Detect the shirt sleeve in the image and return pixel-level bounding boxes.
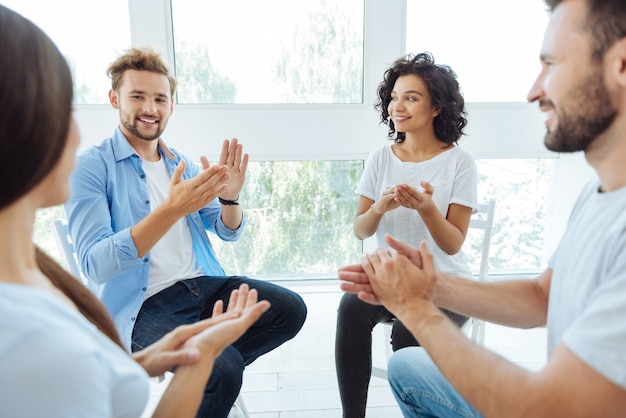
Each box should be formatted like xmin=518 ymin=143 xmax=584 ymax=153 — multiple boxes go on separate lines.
xmin=66 ymin=151 xmax=143 ymax=283
xmin=449 ymin=148 xmax=478 ymax=213
xmin=355 ymin=147 xmax=380 ymax=201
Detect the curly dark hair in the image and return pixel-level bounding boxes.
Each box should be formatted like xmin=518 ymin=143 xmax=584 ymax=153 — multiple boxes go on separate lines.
xmin=375 ymin=52 xmax=467 ymax=145
xmin=545 ymin=0 xmax=626 ymax=63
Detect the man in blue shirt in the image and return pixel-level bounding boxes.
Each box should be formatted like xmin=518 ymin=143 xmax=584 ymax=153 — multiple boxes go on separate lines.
xmin=66 ymin=46 xmax=307 ymax=418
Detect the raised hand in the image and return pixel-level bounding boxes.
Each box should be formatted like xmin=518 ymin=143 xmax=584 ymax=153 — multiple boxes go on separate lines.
xmin=394 ymin=181 xmax=435 ymax=211
xmin=372 ymin=186 xmax=401 ymax=214
xmin=132 ymin=284 xmax=270 ymax=377
xmin=361 ymin=241 xmax=437 ymax=316
xmin=183 ymin=284 xmax=270 ymax=358
xmin=217 ymin=138 xmax=249 ymax=201
xmin=166 ymin=159 xmax=230 ymax=217
xmin=338 ymin=263 xmax=382 ymax=305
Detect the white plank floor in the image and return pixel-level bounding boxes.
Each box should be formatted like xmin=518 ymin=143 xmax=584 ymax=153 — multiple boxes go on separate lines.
xmin=142 ymin=281 xmax=547 ymax=417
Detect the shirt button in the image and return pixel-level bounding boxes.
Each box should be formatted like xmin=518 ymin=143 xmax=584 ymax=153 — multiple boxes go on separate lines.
xmin=144 ymin=200 xmax=149 ymax=204
xmin=131 ymin=317 xmax=136 ymax=321
xmin=143 ymin=258 xmax=149 ymax=263
xmin=140 ymin=174 xmax=145 ymax=178
xmin=142 ymin=287 xmax=147 ymax=291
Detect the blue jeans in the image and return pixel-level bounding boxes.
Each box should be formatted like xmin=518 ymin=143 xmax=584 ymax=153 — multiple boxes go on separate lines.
xmin=131 ymin=276 xmax=307 ymax=418
xmin=388 ymin=347 xmax=483 ymax=418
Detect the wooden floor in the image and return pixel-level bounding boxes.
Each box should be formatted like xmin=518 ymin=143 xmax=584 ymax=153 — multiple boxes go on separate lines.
xmin=143 ymin=281 xmax=548 ymax=417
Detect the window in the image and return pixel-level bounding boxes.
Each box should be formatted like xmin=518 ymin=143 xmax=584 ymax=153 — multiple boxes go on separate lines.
xmin=465 ymin=159 xmax=555 ymax=276
xmin=171 ymin=0 xmax=364 ymax=104
xmin=4 ymin=0 xmax=131 ymax=104
xmin=406 ymin=0 xmax=549 ymax=102
xmin=212 ymin=160 xmax=363 ymax=278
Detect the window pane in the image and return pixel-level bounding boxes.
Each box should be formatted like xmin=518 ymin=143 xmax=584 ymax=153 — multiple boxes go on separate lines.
xmin=212 ymin=161 xmax=363 ymax=278
xmin=406 ymin=0 xmax=549 ymax=102
xmin=464 ymin=159 xmax=555 ymax=276
xmin=171 ymin=0 xmax=364 ymax=104
xmin=4 ymin=0 xmax=131 ymax=104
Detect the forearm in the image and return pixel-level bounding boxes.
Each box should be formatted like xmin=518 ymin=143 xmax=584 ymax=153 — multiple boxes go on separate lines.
xmin=434 ymin=272 xmax=549 ymax=328
xmin=354 ymin=204 xmax=383 ymax=240
xmin=152 ymin=356 xmax=216 ymax=418
xmin=220 ymin=204 xmax=243 ymax=230
xmin=418 ymin=206 xmax=465 ymax=254
xmin=131 ymin=202 xmax=181 ymax=258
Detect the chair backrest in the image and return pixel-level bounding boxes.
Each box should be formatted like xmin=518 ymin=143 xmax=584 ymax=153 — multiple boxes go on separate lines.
xmin=51 ymin=219 xmax=101 ymax=296
xmin=468 ymin=200 xmax=496 ymax=283
xmin=466 ymin=200 xmax=496 ymax=344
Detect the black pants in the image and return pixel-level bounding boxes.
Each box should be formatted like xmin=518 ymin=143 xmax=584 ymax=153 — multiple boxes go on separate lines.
xmin=335 ymin=292 xmax=468 ymax=418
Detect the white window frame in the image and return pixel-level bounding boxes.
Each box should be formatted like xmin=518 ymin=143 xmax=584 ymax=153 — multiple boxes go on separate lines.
xmin=73 ymin=0 xmax=595 ymax=267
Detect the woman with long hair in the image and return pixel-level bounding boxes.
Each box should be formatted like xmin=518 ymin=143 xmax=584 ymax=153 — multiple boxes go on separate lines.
xmin=0 ymin=5 xmax=269 ymax=417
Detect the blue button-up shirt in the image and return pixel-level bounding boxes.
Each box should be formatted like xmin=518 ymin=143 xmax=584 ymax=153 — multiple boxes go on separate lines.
xmin=65 ymin=127 xmax=245 ymax=350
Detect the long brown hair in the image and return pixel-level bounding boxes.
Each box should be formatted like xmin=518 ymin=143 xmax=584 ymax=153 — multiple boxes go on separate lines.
xmin=0 ymin=5 xmax=124 ymax=349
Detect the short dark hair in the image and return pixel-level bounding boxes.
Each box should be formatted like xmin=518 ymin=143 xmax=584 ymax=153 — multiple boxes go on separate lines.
xmin=546 ymin=0 xmax=626 ymax=62
xmin=107 ymin=46 xmax=177 ymax=96
xmin=374 ymin=52 xmax=467 ymax=145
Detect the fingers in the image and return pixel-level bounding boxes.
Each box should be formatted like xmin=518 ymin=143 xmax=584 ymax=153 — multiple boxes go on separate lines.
xmin=420 ymin=181 xmax=434 ymax=195
xmin=212 ymin=299 xmax=224 ymax=317
xmin=219 ymin=138 xmax=246 ymax=170
xmin=419 ymin=241 xmax=436 ymax=277
xmin=171 ymin=160 xmax=186 ymax=185
xmin=200 ymin=156 xmax=210 ymax=170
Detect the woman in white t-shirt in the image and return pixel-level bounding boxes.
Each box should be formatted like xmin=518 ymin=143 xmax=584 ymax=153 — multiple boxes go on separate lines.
xmin=335 ymin=52 xmax=477 ymax=418
xmin=0 ymin=6 xmax=269 ymax=418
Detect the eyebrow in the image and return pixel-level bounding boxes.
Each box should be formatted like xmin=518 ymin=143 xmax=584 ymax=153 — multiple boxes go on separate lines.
xmin=392 ymin=89 xmax=424 ymax=97
xmin=129 ymin=89 xmax=170 ymax=99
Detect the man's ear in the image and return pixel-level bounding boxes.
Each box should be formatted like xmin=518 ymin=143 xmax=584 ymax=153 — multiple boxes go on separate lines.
xmin=611 ymin=37 xmax=626 ymax=88
xmin=109 ymin=89 xmax=120 ymax=109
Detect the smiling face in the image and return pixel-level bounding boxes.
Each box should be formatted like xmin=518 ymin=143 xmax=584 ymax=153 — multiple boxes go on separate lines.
xmin=387 ymin=74 xmax=439 ymax=136
xmin=110 ymin=69 xmax=174 ymax=143
xmin=527 ymin=0 xmax=617 ymax=153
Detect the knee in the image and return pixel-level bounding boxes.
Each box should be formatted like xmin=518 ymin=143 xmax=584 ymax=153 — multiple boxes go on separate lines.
xmin=207 ymin=347 xmax=245 ymax=394
xmin=388 ymin=347 xmax=435 ymax=392
xmin=271 ymin=288 xmax=307 ymax=337
xmin=336 ymin=292 xmax=363 ymax=321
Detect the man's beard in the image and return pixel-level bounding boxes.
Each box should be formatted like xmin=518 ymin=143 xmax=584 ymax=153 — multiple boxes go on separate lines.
xmin=120 ymin=112 xmax=164 ymax=141
xmin=544 ymin=69 xmax=616 ymax=153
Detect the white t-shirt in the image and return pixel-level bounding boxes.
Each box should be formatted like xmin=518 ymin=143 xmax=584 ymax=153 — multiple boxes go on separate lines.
xmin=547 ymin=178 xmax=626 ymax=390
xmin=0 ymin=282 xmax=149 ymax=418
xmin=356 ymin=144 xmax=478 ymax=277
xmin=143 ymin=158 xmax=203 ymax=298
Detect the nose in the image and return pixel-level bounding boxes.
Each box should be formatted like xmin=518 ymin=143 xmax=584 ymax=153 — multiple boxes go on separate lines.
xmin=527 ymin=69 xmax=545 ymax=103
xmin=142 ymin=100 xmax=157 ymax=114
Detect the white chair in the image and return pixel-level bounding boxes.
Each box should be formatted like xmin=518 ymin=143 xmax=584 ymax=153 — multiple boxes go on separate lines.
xmin=371 ymin=200 xmax=496 ymax=380
xmin=51 ymin=219 xmax=251 ymax=418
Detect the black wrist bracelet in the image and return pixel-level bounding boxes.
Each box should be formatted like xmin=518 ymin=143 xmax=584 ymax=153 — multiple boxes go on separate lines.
xmin=218 ymin=195 xmax=240 ymax=206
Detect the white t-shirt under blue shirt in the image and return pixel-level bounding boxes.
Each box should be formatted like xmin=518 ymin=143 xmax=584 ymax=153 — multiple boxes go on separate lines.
xmin=547 ymin=178 xmax=626 ymax=390
xmin=0 ymin=282 xmax=149 ymax=418
xmin=356 ymin=144 xmax=478 ymax=277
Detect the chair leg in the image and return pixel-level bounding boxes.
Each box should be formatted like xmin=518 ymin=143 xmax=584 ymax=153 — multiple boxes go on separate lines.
xmin=234 ymin=394 xmax=250 ymax=418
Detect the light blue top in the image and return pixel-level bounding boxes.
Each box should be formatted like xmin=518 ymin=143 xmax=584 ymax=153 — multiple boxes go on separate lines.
xmin=66 ymin=127 xmax=246 ymax=349
xmin=0 ymin=282 xmax=149 ymax=418
xmin=547 ymin=177 xmax=626 ymax=390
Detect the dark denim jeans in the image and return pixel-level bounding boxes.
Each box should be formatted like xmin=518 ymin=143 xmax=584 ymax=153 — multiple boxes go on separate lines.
xmin=335 ymin=292 xmax=467 ymax=418
xmin=132 ymin=276 xmax=307 ymax=418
